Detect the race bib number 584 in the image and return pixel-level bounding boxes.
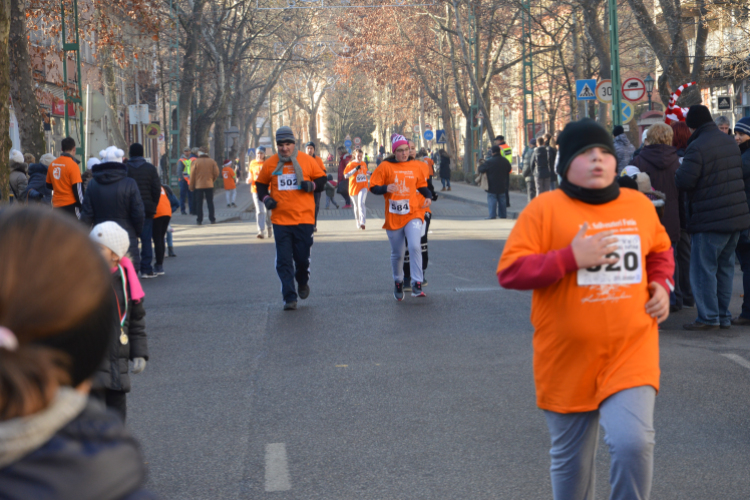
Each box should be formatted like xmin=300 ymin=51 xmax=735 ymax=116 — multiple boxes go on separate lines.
xmin=278 ymin=174 xmax=299 ymax=191
xmin=577 ymin=235 xmax=642 ymax=286
xmin=389 ymin=199 xmax=411 ymax=215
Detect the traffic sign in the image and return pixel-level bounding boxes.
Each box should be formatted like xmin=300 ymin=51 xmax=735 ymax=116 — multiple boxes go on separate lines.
xmin=354 ymin=136 xmax=361 ymax=146
xmin=622 ymin=77 xmax=646 ymax=102
xmin=576 ymin=79 xmax=597 ymax=100
xmin=596 ymin=80 xmax=612 ymax=103
xmin=145 ymin=123 xmax=161 ymax=138
xmin=435 ymin=129 xmax=447 ymax=144
xmin=345 ymin=134 xmax=351 ymax=140
xmin=621 ymin=101 xmax=634 ymax=124
xmin=344 ymin=139 xmax=352 ymax=148
xmin=424 ymin=130 xmax=434 ymax=141
xmin=425 ymin=123 xmax=432 ymax=130
xmin=718 ymin=96 xmax=732 ymax=110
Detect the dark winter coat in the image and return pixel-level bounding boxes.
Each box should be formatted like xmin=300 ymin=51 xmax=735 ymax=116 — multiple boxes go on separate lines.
xmin=614 ymin=134 xmax=635 ymax=174
xmin=0 ymin=396 xmax=157 ymax=500
xmin=630 ymin=143 xmax=681 ymax=243
xmin=675 ymin=148 xmax=689 ymax=230
xmin=739 ymin=141 xmax=750 ymax=214
xmin=81 ymin=162 xmax=145 ymax=238
xmin=81 ymin=170 xmax=94 ymax=192
xmin=478 ymin=154 xmax=512 ymax=195
xmin=22 ymin=163 xmax=53 ymax=204
xmin=9 ymin=162 xmax=27 ymax=201
xmin=676 ymin=121 xmax=750 ymax=233
xmin=521 ymin=146 xmax=535 ymax=178
xmin=439 ymin=153 xmax=451 ymax=180
xmin=531 ymin=146 xmax=553 ymax=179
xmin=95 ymin=266 xmax=148 ymax=393
xmin=126 ymin=157 xmax=161 ymax=218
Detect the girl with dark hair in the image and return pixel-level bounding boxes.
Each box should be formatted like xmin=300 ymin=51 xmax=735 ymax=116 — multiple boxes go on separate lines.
xmin=0 ymin=208 xmax=155 ymax=499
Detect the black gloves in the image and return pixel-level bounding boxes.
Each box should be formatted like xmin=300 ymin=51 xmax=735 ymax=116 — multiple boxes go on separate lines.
xmin=432 ymin=192 xmax=439 ymax=201
xmin=300 ymin=180 xmax=315 ymax=193
xmin=263 ymin=196 xmax=277 ymax=210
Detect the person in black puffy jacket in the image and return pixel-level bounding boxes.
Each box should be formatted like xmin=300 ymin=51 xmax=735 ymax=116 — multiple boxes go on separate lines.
xmin=731 ymin=116 xmax=750 ymax=325
xmin=20 ymin=154 xmax=54 ymax=204
xmin=81 ymin=148 xmax=145 ymax=266
xmin=676 ymin=105 xmax=750 ymax=331
xmin=125 ymin=143 xmax=161 ymax=277
xmin=531 ymin=137 xmax=553 ymax=194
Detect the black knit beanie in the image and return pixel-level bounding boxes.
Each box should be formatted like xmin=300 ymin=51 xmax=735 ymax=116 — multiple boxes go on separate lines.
xmin=612 ymin=125 xmax=624 ymax=137
xmin=129 ymin=143 xmax=144 ymax=158
xmin=685 ymin=105 xmax=713 ymax=129
xmin=556 ymin=119 xmax=617 ymax=178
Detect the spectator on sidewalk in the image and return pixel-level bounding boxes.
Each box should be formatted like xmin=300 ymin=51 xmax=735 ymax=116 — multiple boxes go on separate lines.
xmin=522 ymin=140 xmax=537 ymax=202
xmin=531 ymin=137 xmax=553 ymax=194
xmin=732 ymin=116 xmax=750 ymax=325
xmin=177 ymin=147 xmax=193 ymax=215
xmin=715 ymin=115 xmax=731 ymax=135
xmin=438 ymin=149 xmax=451 ymax=191
xmin=222 ymin=159 xmax=237 ymax=207
xmin=9 ymin=149 xmax=27 ymax=204
xmin=81 ymin=146 xmax=145 ymax=269
xmin=630 ymin=123 xmax=682 ymax=311
xmin=478 ymin=145 xmax=512 ymax=219
xmin=46 ymin=137 xmax=83 ymax=219
xmin=671 ymin=121 xmax=694 ymax=309
xmin=613 ymin=125 xmax=635 ymax=174
xmin=676 ymin=105 xmax=750 ymax=330
xmin=337 ymin=146 xmax=353 ymax=208
xmin=21 ymin=153 xmax=54 ymax=205
xmin=189 ymin=146 xmax=220 ymax=225
xmin=125 ymin=143 xmax=161 ymax=279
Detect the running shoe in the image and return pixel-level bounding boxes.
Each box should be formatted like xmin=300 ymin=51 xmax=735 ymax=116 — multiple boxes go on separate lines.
xmin=142 ymin=272 xmax=158 ymax=279
xmin=298 ymin=283 xmax=310 ymax=300
xmin=343 ymin=204 xmax=352 ymax=209
xmin=154 ymin=265 xmax=165 ymax=276
xmin=411 ymin=282 xmax=426 ymax=298
xmin=360 ymin=225 xmax=365 ymax=230
xmin=284 ymin=301 xmax=297 ymax=311
xmin=394 ymin=281 xmax=404 ymax=301
xmin=257 ymin=233 xmax=264 ymax=239
xmin=403 ymin=283 xmax=412 ymax=292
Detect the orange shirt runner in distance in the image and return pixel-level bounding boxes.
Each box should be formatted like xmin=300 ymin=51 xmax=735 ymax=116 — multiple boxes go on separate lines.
xmin=344 ymin=161 xmax=369 ymax=196
xmin=369 ymin=159 xmax=428 ymax=231
xmin=222 ymin=166 xmax=236 ymax=190
xmin=247 ymin=159 xmax=264 ymax=193
xmin=255 ymin=152 xmax=326 ymax=226
xmin=46 ymin=155 xmax=83 ymax=207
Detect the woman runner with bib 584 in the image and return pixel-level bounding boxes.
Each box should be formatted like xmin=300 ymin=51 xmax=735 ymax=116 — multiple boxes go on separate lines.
xmin=370 ymin=134 xmax=433 ymax=300
xmin=498 ymin=119 xmax=674 ymax=500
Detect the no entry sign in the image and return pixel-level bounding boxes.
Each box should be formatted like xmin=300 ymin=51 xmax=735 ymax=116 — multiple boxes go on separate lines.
xmin=622 ymin=77 xmax=646 ymax=102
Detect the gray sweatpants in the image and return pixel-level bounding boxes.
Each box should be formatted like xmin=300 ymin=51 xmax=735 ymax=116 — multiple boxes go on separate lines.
xmin=543 ymin=385 xmax=656 ymax=500
xmin=386 ymin=218 xmax=423 ymax=284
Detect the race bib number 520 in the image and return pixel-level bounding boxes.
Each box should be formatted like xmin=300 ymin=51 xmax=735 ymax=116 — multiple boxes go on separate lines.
xmin=277 ymin=174 xmax=299 ymax=191
xmin=389 ymin=199 xmax=411 ymax=215
xmin=577 ymin=234 xmax=642 ymax=286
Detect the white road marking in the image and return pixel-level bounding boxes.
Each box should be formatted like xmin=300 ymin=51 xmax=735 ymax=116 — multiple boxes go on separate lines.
xmin=455 ymin=286 xmax=502 ymax=292
xmin=721 ymin=353 xmax=750 ymax=370
xmin=265 ymin=443 xmax=291 ymax=492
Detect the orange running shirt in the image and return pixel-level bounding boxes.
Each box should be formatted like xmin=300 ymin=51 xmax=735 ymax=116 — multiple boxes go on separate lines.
xmin=247 ymin=160 xmax=264 ymax=193
xmin=414 ymin=160 xmax=432 ymax=216
xmin=46 ymin=155 xmax=82 ymax=207
xmin=222 ymin=166 xmax=236 ymax=190
xmin=369 ymin=159 xmax=428 ymax=231
xmin=256 ymin=152 xmax=326 ymax=226
xmin=497 ymin=188 xmax=672 ymax=413
xmin=344 ymin=161 xmax=369 ymax=196
xmin=424 ymin=157 xmax=435 ymax=176
xmin=313 ymin=155 xmax=326 ymax=173
xmin=155 ymin=187 xmax=172 ymax=218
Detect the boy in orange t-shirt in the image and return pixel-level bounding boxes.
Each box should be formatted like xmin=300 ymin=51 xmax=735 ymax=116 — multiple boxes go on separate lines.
xmin=343 ymin=148 xmax=369 ymax=229
xmin=255 ymin=127 xmax=327 ymax=310
xmin=222 ymin=159 xmax=237 ymax=207
xmin=497 ymin=119 xmax=674 ymax=499
xmin=46 ymin=137 xmax=84 ymax=219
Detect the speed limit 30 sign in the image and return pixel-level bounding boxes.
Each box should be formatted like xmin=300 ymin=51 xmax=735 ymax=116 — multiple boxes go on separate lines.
xmin=596 ymin=79 xmax=612 ymax=104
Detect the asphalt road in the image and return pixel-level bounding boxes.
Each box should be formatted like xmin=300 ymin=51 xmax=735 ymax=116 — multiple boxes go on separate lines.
xmin=128 ymin=194 xmax=750 ymax=499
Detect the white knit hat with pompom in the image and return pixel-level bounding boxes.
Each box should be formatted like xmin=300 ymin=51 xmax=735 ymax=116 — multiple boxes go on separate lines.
xmin=100 ymin=146 xmax=124 ymax=163
xmin=9 ymin=149 xmax=24 ymax=164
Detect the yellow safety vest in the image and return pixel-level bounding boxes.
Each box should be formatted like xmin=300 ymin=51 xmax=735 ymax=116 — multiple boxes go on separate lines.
xmin=500 ymin=144 xmax=512 ymax=162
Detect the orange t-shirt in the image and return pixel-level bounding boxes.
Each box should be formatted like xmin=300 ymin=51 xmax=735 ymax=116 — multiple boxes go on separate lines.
xmin=497 ymin=188 xmax=672 ymax=413
xmin=313 ymin=155 xmax=326 ymax=173
xmin=155 ymin=187 xmax=172 ymax=218
xmin=222 ymin=166 xmax=236 ymax=190
xmin=256 ymin=152 xmax=327 ymax=226
xmin=423 ymin=157 xmax=435 ymax=176
xmin=344 ymin=161 xmax=369 ymax=196
xmin=414 ymin=160 xmax=432 ymax=215
xmin=247 ymin=160 xmax=264 ymax=193
xmin=369 ymin=159 xmax=428 ymax=230
xmin=46 ymin=155 xmax=82 ymax=207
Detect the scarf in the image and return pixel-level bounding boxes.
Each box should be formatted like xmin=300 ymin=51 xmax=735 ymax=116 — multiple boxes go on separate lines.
xmin=272 ymin=149 xmax=304 ymax=186
xmin=560 ymin=178 xmax=620 ymax=205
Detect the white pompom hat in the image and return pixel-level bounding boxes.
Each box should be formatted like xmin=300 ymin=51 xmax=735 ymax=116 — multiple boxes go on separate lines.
xmin=90 ymin=221 xmax=130 ymax=259
xmin=100 ymin=146 xmax=124 ymax=163
xmin=87 ymin=157 xmax=101 ymax=170
xmin=9 ymin=149 xmax=24 ymax=164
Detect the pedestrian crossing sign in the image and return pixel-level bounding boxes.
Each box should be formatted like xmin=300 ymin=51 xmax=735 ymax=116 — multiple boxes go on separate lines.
xmin=436 ymin=129 xmax=447 ymax=144
xmin=576 ymin=79 xmax=597 ymax=101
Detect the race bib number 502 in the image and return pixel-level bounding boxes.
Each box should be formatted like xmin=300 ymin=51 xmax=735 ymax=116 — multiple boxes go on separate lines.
xmin=389 ymin=199 xmax=411 ymax=215
xmin=577 ymin=234 xmax=642 ymax=286
xmin=277 ymin=174 xmax=299 ymax=191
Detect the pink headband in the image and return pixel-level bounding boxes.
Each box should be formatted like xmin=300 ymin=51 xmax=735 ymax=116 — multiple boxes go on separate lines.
xmin=0 ymin=326 xmax=18 ymax=351
xmin=391 ymin=134 xmax=408 ymax=152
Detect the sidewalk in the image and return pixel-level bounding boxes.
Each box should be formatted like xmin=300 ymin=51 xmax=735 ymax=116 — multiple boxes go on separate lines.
xmin=438 ymin=182 xmax=530 ymax=219
xmin=170 ymin=185 xmax=255 ymax=228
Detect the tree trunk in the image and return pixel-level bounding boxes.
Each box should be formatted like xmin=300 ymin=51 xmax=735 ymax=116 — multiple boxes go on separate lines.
xmin=9 ymin=0 xmax=45 ymax=158
xmin=100 ymin=43 xmax=127 ymax=150
xmin=308 ymin=107 xmax=317 ymax=145
xmin=214 ymin=100 xmax=227 ymax=167
xmin=179 ymin=29 xmax=198 ymax=150
xmin=0 ymin=0 xmax=12 ymax=202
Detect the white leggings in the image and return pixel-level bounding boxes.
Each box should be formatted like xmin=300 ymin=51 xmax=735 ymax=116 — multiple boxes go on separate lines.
xmin=252 ymin=192 xmax=270 ymax=233
xmin=352 ymin=190 xmax=367 ymax=227
xmin=226 ymin=189 xmax=236 ymax=205
xmin=386 ymin=218 xmax=423 ymax=284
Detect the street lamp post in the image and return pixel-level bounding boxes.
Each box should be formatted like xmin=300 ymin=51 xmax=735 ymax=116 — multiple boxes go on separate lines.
xmin=644 ymin=73 xmax=655 ymax=111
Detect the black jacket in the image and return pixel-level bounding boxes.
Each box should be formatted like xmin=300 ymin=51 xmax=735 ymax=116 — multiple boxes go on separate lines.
xmin=21 ymin=163 xmax=53 ymax=204
xmin=631 ymin=144 xmax=681 ymax=243
xmin=439 ymin=153 xmax=451 ymax=179
xmin=531 ymin=146 xmax=553 ymax=179
xmin=81 ymin=162 xmax=145 ymax=237
xmin=740 ymin=141 xmax=750 ymax=214
xmin=478 ymin=154 xmax=512 ymax=195
xmin=676 ymin=122 xmax=750 ymax=233
xmin=95 ymin=266 xmax=148 ymax=393
xmin=126 ymin=157 xmax=161 ymax=217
